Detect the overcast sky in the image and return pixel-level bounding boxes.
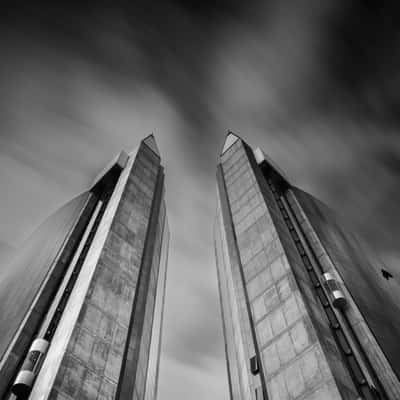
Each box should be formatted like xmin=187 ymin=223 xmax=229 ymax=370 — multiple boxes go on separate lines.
xmin=1 ymin=2 xmax=400 ymax=399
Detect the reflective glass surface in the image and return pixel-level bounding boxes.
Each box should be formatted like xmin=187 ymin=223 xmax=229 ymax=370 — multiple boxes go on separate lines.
xmin=145 ymin=209 xmax=169 ymax=400
xmin=133 ymin=200 xmax=166 ymax=400
xmin=0 ymin=192 xmax=90 ymax=360
xmin=215 ymin=196 xmax=253 ymax=400
xmin=294 ymin=187 xmax=400 ymax=379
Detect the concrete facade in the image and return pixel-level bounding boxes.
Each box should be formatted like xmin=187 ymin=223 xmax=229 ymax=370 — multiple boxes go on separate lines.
xmin=215 ymin=133 xmax=400 ymax=400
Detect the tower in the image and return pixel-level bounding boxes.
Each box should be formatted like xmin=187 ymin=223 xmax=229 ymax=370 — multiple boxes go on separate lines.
xmin=214 ymin=133 xmax=400 ymax=400
xmin=0 ymin=135 xmax=169 ymax=400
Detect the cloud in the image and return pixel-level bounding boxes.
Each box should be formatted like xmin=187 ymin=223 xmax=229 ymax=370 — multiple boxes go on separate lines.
xmin=0 ymin=241 xmax=14 ymax=272
xmin=159 ymin=355 xmax=227 ymax=400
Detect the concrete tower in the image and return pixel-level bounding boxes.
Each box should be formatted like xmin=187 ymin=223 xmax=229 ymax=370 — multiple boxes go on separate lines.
xmin=0 ymin=135 xmax=169 ymax=400
xmin=215 ymin=133 xmax=400 ymax=400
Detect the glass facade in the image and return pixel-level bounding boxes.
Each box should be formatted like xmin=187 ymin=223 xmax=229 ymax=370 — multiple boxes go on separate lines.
xmin=0 ymin=191 xmax=94 ymax=398
xmin=132 ymin=200 xmax=166 ymax=400
xmin=0 ymin=135 xmax=169 ymax=400
xmin=0 ymin=191 xmax=89 ymax=360
xmin=293 ymin=188 xmax=400 ymax=390
xmin=215 ymin=134 xmax=400 ymax=400
xmin=145 ymin=214 xmax=169 ymax=400
xmin=215 ymin=189 xmax=254 ymax=400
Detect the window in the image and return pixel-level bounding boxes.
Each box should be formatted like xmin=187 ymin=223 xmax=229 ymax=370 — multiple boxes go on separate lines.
xmin=250 ymin=355 xmax=259 ymax=375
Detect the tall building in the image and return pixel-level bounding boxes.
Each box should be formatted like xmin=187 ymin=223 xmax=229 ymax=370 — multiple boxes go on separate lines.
xmin=214 ymin=133 xmax=400 ymax=400
xmin=0 ymin=135 xmax=169 ymax=400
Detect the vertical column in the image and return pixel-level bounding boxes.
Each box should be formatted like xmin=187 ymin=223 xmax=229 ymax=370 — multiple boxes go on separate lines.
xmin=215 ymin=186 xmax=253 ymax=400
xmin=217 ymin=139 xmax=268 ymax=400
xmin=144 ymin=211 xmax=169 ymax=400
xmin=115 ymin=156 xmax=165 ymax=400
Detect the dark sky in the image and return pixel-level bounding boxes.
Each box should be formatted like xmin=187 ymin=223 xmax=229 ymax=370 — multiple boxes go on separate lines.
xmin=1 ymin=1 xmax=400 ymax=398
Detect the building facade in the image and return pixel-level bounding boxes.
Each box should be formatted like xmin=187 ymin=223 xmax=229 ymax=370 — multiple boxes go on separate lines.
xmin=215 ymin=133 xmax=400 ymax=400
xmin=0 ymin=135 xmax=169 ymax=400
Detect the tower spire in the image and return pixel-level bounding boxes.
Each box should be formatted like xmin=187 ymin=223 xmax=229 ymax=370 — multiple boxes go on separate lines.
xmin=143 ymin=133 xmax=160 ymax=157
xmin=221 ymin=131 xmax=241 ymax=154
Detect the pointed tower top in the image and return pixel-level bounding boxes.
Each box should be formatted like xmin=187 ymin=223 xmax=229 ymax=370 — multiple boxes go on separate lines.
xmin=221 ymin=131 xmax=241 ymax=154
xmin=143 ymin=134 xmax=160 ymax=157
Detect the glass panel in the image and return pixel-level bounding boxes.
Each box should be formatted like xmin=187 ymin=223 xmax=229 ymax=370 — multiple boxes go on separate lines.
xmin=0 ymin=192 xmax=90 ymax=359
xmin=294 ymin=187 xmax=400 ymax=377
